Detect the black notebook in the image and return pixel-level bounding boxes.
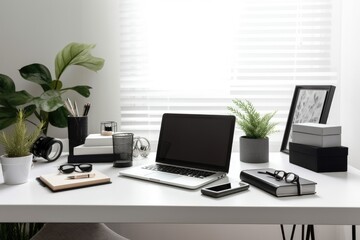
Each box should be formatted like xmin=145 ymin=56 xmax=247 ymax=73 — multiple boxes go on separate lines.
xmin=240 ymin=168 xmax=316 ymax=197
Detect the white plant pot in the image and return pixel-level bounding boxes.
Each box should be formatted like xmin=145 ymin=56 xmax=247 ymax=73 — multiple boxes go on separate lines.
xmin=0 ymin=154 xmax=33 ymax=185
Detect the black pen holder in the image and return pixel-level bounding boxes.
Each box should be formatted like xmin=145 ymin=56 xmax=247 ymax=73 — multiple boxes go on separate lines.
xmin=68 ymin=116 xmax=88 ymax=156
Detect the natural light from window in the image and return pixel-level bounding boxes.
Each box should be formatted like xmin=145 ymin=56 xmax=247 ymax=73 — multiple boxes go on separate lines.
xmin=117 ymin=0 xmax=340 ymax=151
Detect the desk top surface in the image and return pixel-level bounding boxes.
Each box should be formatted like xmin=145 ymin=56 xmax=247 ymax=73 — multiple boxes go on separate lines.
xmin=1 ymin=152 xmax=360 ymax=224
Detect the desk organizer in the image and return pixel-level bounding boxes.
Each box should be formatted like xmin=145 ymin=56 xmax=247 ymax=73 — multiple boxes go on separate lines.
xmin=289 ymin=142 xmax=348 ymax=172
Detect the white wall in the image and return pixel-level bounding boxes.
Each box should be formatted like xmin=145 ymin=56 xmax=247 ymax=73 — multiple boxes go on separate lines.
xmin=0 ymin=0 xmax=121 ymax=139
xmin=340 ymin=0 xmax=360 ymax=170
xmin=0 ymin=1 xmax=358 ymax=239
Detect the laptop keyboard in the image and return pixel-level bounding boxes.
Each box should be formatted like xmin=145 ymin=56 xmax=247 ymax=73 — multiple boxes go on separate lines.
xmin=142 ymin=164 xmax=215 ymax=179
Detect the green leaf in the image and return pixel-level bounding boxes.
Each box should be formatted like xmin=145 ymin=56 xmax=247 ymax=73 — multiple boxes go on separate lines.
xmin=5 ymin=90 xmax=33 ymax=106
xmin=48 ymin=106 xmax=68 ymax=128
xmin=0 ymin=90 xmax=33 ymax=107
xmin=63 ymin=85 xmax=92 ymax=97
xmin=19 ymin=64 xmax=52 ymax=91
xmin=31 ymin=90 xmax=63 ymax=112
xmin=0 ymin=97 xmax=10 ymax=107
xmin=0 ymin=74 xmax=15 ymax=93
xmin=50 ymin=80 xmax=63 ymax=90
xmin=0 ymin=107 xmax=18 ymax=130
xmin=55 ymin=42 xmax=105 ymax=79
xmin=23 ymin=105 xmax=37 ymax=118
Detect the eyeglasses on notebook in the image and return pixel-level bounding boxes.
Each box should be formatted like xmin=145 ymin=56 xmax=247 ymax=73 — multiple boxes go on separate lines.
xmin=258 ymin=170 xmax=301 ymax=195
xmin=58 ymin=164 xmax=92 ymax=174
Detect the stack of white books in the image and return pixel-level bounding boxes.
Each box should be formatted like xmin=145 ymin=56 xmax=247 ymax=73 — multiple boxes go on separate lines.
xmin=73 ymin=134 xmax=114 ymax=156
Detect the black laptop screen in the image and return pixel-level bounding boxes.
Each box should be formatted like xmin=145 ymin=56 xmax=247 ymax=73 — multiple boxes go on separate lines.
xmin=156 ymin=113 xmax=235 ymax=172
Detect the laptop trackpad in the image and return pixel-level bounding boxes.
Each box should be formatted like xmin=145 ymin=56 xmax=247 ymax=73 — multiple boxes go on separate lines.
xmin=146 ymin=172 xmax=180 ymax=181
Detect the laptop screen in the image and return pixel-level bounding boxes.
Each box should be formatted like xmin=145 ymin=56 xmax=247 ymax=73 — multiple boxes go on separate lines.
xmin=156 ymin=113 xmax=235 ymax=172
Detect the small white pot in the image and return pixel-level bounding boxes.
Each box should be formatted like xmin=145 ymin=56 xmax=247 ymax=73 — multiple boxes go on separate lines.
xmin=0 ymin=154 xmax=33 ymax=185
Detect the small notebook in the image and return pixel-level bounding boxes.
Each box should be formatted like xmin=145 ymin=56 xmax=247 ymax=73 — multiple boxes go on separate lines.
xmin=38 ymin=170 xmax=111 ymax=192
xmin=240 ymin=168 xmax=316 ymax=197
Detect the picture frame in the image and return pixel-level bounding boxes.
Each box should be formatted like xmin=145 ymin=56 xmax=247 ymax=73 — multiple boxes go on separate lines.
xmin=280 ymin=85 xmax=336 ymax=153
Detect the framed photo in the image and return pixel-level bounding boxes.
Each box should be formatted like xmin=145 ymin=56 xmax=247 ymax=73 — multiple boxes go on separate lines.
xmin=280 ymin=85 xmax=336 ymax=153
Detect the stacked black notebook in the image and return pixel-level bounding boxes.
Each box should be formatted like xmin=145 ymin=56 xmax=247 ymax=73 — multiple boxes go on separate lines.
xmin=240 ymin=168 xmax=316 ymax=197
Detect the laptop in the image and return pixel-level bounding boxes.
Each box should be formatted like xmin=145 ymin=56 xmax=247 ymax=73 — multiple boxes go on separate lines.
xmin=119 ymin=113 xmax=235 ymax=189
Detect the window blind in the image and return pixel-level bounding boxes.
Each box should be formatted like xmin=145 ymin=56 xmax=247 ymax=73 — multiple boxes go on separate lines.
xmin=117 ymin=0 xmax=339 ymax=151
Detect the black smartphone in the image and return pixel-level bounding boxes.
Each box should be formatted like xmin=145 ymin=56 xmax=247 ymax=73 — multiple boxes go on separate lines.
xmin=201 ymin=181 xmax=250 ymax=198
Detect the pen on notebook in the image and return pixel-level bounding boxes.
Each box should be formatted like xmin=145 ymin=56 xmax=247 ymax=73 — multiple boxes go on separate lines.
xmin=67 ymin=173 xmax=95 ymax=179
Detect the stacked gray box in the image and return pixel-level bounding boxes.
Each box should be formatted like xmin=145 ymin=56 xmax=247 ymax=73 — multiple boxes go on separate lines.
xmin=292 ymin=123 xmax=341 ymax=147
xmin=289 ymin=123 xmax=347 ymax=172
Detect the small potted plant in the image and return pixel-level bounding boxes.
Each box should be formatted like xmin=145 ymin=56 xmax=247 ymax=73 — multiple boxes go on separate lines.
xmin=228 ymin=99 xmax=278 ymax=163
xmin=0 ymin=109 xmax=43 ymax=184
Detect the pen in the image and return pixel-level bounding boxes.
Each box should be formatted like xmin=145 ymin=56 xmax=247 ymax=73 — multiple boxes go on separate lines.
xmin=67 ymin=173 xmax=95 ymax=179
xmin=64 ymin=100 xmax=75 ymax=117
xmin=66 ymin=98 xmax=76 ymax=116
xmin=74 ymin=100 xmax=80 ymax=117
xmin=83 ymin=103 xmax=91 ymax=116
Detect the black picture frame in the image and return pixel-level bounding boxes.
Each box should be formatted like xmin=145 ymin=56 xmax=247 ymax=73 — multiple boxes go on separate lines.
xmin=280 ymin=85 xmax=336 ymax=154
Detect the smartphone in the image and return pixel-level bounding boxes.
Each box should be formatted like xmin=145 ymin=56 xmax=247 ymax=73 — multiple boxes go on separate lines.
xmin=201 ymin=181 xmax=250 ymax=198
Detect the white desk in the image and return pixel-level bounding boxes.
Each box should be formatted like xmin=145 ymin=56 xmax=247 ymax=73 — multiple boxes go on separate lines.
xmin=0 ymin=153 xmax=360 ymax=225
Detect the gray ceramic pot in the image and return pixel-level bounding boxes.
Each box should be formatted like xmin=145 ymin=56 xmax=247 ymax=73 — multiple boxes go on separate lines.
xmin=240 ymin=136 xmax=269 ymax=163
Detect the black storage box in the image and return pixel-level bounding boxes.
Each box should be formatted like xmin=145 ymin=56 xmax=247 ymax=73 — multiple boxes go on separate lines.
xmin=289 ymin=142 xmax=348 ymax=172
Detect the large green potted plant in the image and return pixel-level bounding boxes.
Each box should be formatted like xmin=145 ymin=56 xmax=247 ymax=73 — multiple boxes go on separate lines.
xmin=228 ymin=99 xmax=278 ymax=163
xmin=0 ymin=109 xmax=43 ymax=184
xmin=0 ymin=42 xmax=105 ymax=135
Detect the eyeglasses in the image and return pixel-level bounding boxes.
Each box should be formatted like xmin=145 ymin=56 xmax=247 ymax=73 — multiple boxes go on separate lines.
xmin=258 ymin=170 xmax=301 ymax=195
xmin=58 ymin=164 xmax=93 ymax=174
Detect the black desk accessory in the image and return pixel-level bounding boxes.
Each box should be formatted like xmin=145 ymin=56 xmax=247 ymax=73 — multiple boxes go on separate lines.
xmin=289 ymin=142 xmax=348 ymax=172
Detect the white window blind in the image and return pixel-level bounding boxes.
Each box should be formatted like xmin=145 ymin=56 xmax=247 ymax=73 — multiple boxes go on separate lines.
xmin=117 ymin=0 xmax=339 ymax=151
